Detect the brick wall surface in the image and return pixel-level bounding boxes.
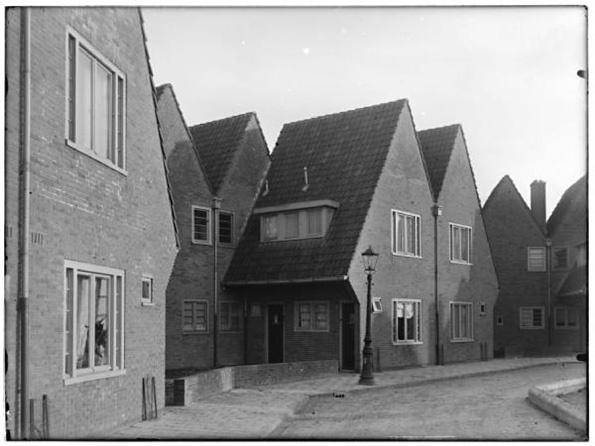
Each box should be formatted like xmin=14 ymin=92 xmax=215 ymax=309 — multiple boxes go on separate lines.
xmin=5 ymin=8 xmax=177 ymax=439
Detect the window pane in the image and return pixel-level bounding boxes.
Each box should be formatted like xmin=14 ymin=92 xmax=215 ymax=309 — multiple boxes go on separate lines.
xmin=554 ymin=248 xmax=568 ymax=269
xmin=397 ymin=214 xmax=405 ymax=252
xmin=95 ymin=277 xmax=110 ymax=367
xmin=219 ymin=212 xmax=233 ymax=244
xmin=193 ymin=209 xmax=209 ymax=242
xmin=299 ymin=304 xmax=311 ymax=328
xmin=220 ymin=303 xmax=230 ymax=330
xmin=415 ymin=217 xmax=421 ymax=256
xmin=285 ymin=213 xmax=299 ymax=239
xmin=314 ymin=303 xmax=328 ymax=329
xmin=397 ymin=302 xmax=405 ymax=341
xmin=76 ymin=275 xmax=91 ymax=370
xmin=461 ymin=228 xmax=470 ymax=262
xmin=77 ymin=50 xmax=93 ymax=151
xmin=307 ymin=209 xmax=323 ymax=236
xmin=567 ymin=309 xmax=578 ymax=326
xmin=555 ymin=308 xmax=565 ymax=327
xmin=264 ymin=215 xmax=277 ymax=240
xmin=405 ymin=302 xmax=414 ymax=340
xmin=453 ymin=227 xmax=461 ymax=261
xmin=532 ymin=308 xmax=542 ymax=327
xmin=94 ymin=64 xmax=111 ymax=159
xmin=406 ymin=216 xmax=415 ymax=254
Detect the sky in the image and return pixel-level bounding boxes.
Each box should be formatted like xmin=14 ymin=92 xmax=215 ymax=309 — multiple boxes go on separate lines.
xmin=142 ymin=6 xmax=587 ymax=218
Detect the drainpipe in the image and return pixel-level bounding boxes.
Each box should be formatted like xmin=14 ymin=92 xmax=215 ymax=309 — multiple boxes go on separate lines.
xmin=546 ymin=238 xmax=552 ymax=347
xmin=432 ymin=204 xmax=442 ymax=365
xmin=243 ymin=294 xmax=248 ymax=365
xmin=17 ymin=7 xmax=32 ymax=439
xmin=212 ymin=197 xmax=221 ymax=368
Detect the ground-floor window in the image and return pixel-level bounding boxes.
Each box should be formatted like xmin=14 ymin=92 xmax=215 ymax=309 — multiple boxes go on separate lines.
xmin=450 ymin=302 xmax=473 ymax=341
xmin=64 ymin=260 xmax=124 ymax=380
xmin=183 ymin=300 xmax=208 ymax=333
xmin=392 ymin=299 xmax=422 ymax=344
xmin=295 ymin=301 xmax=329 ymax=331
xmin=220 ymin=301 xmax=242 ymax=332
xmin=554 ymin=307 xmax=579 ymax=330
xmin=519 ymin=306 xmax=545 ymax=329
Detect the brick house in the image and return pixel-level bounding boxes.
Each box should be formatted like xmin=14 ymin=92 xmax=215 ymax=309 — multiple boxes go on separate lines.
xmin=483 ymin=175 xmax=586 ymax=356
xmin=5 ymin=8 xmax=178 ymax=439
xmin=155 ymin=84 xmax=270 ymax=373
xmin=224 ymin=100 xmax=498 ymax=371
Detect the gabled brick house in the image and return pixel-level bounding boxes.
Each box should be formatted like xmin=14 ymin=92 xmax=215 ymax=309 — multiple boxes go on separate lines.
xmin=224 ymin=101 xmax=498 ymax=370
xmin=156 ymin=84 xmax=269 ymax=373
xmin=5 ymin=8 xmax=178 ymax=438
xmin=483 ymin=175 xmax=586 ymax=356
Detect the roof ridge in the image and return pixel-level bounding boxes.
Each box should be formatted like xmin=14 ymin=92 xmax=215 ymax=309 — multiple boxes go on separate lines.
xmin=546 ymin=175 xmax=587 ymax=235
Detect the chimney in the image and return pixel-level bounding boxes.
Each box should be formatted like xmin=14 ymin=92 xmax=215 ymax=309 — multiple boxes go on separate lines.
xmin=530 ymin=180 xmax=546 ymax=230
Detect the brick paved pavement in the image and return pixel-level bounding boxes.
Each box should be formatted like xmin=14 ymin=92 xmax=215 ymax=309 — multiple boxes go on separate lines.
xmin=107 ymin=356 xmax=579 ymax=440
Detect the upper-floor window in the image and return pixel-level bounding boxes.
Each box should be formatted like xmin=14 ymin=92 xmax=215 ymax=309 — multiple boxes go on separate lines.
xmin=519 ymin=306 xmax=544 ymax=329
xmin=391 ymin=210 xmax=421 ymax=257
xmin=192 ymin=206 xmax=211 ymax=245
xmin=67 ymin=30 xmax=126 ymax=171
xmin=450 ymin=223 xmax=472 ymax=264
xmin=64 ymin=260 xmax=124 ymax=383
xmin=218 ymin=212 xmax=234 ymax=245
xmin=257 ymin=201 xmax=337 ymax=242
xmin=527 ymin=247 xmax=546 ymax=272
xmin=553 ymin=247 xmax=568 ymax=270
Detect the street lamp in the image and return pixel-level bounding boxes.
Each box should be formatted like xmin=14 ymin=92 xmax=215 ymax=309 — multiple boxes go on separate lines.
xmin=359 ymin=246 xmax=379 ymax=385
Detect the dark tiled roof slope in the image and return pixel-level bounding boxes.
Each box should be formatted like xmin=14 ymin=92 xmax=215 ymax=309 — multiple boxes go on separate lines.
xmin=557 ymin=264 xmax=587 ymax=297
xmin=190 ymin=113 xmax=255 ymax=194
xmin=546 ymin=175 xmax=587 ymax=236
xmin=417 ymin=124 xmax=460 ymax=199
xmin=225 ymin=100 xmax=408 ymax=283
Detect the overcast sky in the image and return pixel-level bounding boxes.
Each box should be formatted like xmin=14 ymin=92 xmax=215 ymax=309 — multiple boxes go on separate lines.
xmin=142 ymin=6 xmax=587 ymax=217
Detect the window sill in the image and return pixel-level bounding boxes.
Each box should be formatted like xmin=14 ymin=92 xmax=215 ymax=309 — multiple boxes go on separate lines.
xmin=183 ymin=331 xmax=210 ymax=335
xmin=219 ymin=330 xmax=243 ymax=334
xmin=64 ymin=368 xmax=125 ymax=386
xmin=141 ymin=301 xmax=154 ymax=307
xmin=294 ymin=329 xmax=330 ymax=333
xmin=519 ymin=327 xmax=545 ymax=330
xmin=392 ymin=341 xmax=423 ymax=346
xmin=191 ymin=240 xmax=212 ymax=246
xmin=554 ymin=327 xmax=579 ymax=331
xmin=449 ymin=260 xmax=473 ymax=266
xmin=392 ymin=252 xmax=422 ymax=259
xmin=65 ymin=139 xmax=127 ymax=176
xmin=450 ymin=338 xmax=474 ymax=343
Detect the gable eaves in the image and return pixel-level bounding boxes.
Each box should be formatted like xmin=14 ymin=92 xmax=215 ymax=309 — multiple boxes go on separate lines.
xmin=138 ymin=9 xmax=180 ymax=249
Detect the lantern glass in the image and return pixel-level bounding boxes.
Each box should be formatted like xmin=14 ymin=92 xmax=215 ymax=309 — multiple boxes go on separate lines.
xmin=361 ymin=246 xmax=379 ymax=274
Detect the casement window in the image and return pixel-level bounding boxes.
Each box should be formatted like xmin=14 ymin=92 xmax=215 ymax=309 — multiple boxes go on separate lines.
xmin=450 ymin=223 xmax=472 ymax=264
xmin=554 ymin=307 xmax=579 ymax=330
xmin=262 ymin=214 xmax=278 ymax=241
xmin=64 ymin=261 xmax=124 ymax=382
xmin=285 ymin=212 xmax=299 ymax=239
xmin=450 ymin=302 xmax=473 ymax=341
xmin=391 ymin=210 xmax=421 ymax=257
xmin=183 ymin=300 xmax=208 ymax=333
xmin=553 ymin=247 xmax=568 ymax=270
xmin=392 ymin=299 xmax=422 ymax=344
xmin=295 ymin=301 xmax=329 ymax=332
xmin=307 ymin=208 xmax=323 ymax=236
xmin=192 ymin=206 xmax=211 ymax=244
xmin=66 ymin=30 xmax=126 ymax=171
xmin=527 ymin=247 xmax=546 ymax=272
xmin=218 ymin=212 xmax=234 ymax=245
xmin=220 ymin=302 xmax=241 ymax=332
xmin=141 ymin=276 xmax=153 ymax=306
xmin=257 ymin=202 xmax=337 ymax=242
xmin=519 ymin=307 xmax=545 ymax=329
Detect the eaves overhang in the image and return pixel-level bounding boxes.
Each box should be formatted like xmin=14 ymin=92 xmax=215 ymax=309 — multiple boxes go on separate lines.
xmin=253 ymin=199 xmax=340 ymax=215
xmin=224 ymin=275 xmax=349 ymax=286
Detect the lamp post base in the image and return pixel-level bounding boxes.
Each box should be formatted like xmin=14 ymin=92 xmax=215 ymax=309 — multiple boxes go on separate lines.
xmin=358 ymin=376 xmax=375 ymax=385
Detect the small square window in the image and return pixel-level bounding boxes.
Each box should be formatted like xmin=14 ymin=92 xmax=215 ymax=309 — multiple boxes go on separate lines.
xmin=141 ymin=276 xmax=153 ymax=306
xmin=496 ymin=316 xmax=504 ymax=326
xmin=479 ymin=302 xmax=486 ymax=315
xmin=372 ymin=297 xmax=383 ymax=313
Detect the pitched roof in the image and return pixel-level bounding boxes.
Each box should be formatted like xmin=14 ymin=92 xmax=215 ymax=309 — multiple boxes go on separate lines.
xmin=417 ymin=124 xmax=460 ymax=199
xmin=557 ymin=264 xmax=587 ymax=297
xmin=546 ymin=175 xmax=587 ymax=236
xmin=190 ymin=113 xmax=255 ymax=195
xmin=225 ymin=100 xmax=409 ymax=284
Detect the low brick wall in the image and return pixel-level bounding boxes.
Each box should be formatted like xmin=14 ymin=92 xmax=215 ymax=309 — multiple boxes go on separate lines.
xmin=166 ymin=360 xmax=338 ymax=406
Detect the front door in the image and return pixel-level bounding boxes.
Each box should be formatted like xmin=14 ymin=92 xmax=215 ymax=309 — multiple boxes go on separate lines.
xmin=341 ymin=303 xmax=356 ymax=370
xmin=267 ymin=304 xmax=284 ymax=363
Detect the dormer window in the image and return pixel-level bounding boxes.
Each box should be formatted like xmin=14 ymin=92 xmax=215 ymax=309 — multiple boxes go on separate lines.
xmin=255 ymin=200 xmax=339 ymax=242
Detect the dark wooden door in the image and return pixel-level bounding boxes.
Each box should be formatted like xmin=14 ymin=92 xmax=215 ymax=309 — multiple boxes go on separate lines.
xmin=342 ymin=303 xmax=356 ymax=370
xmin=267 ymin=304 xmax=284 ymax=363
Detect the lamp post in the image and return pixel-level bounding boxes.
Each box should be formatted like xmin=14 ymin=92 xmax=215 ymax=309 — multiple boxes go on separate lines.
xmin=359 ymin=246 xmax=379 ymax=385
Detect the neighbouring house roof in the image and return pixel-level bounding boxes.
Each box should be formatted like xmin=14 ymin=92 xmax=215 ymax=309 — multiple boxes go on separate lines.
xmin=557 ymin=264 xmax=587 ymax=297
xmin=417 ymin=124 xmax=460 ymax=199
xmin=225 ymin=99 xmax=409 ymax=284
xmin=546 ymin=175 xmax=587 ymax=236
xmin=483 ymin=175 xmax=546 ymax=235
xmin=190 ymin=113 xmax=255 ymax=195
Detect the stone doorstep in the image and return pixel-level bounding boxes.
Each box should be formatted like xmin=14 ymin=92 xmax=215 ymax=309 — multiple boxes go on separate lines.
xmin=528 ymin=378 xmax=587 ymax=433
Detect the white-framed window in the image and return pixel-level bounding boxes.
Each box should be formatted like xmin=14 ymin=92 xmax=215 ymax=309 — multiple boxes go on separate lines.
xmin=295 ymin=301 xmax=329 ymax=332
xmin=392 ymin=299 xmax=422 ymax=344
xmin=64 ymin=260 xmax=125 ymax=382
xmin=519 ymin=306 xmax=545 ymax=329
xmin=66 ymin=29 xmax=126 ymax=171
xmin=218 ymin=211 xmax=234 ymax=245
xmin=450 ymin=223 xmax=472 ymax=264
xmin=391 ymin=210 xmax=421 ymax=257
xmin=192 ymin=206 xmax=211 ymax=245
xmin=372 ymin=297 xmax=383 ymax=313
xmin=307 ymin=208 xmax=323 ymax=236
xmin=262 ymin=214 xmax=278 ymax=241
xmin=450 ymin=302 xmax=473 ymax=341
xmin=141 ymin=276 xmax=153 ymax=306
xmin=527 ymin=247 xmax=546 ymax=272
xmin=183 ymin=300 xmax=208 ymax=333
xmin=553 ymin=247 xmax=568 ymax=270
xmin=554 ymin=307 xmax=579 ymax=330
xmin=220 ymin=301 xmax=242 ymax=332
